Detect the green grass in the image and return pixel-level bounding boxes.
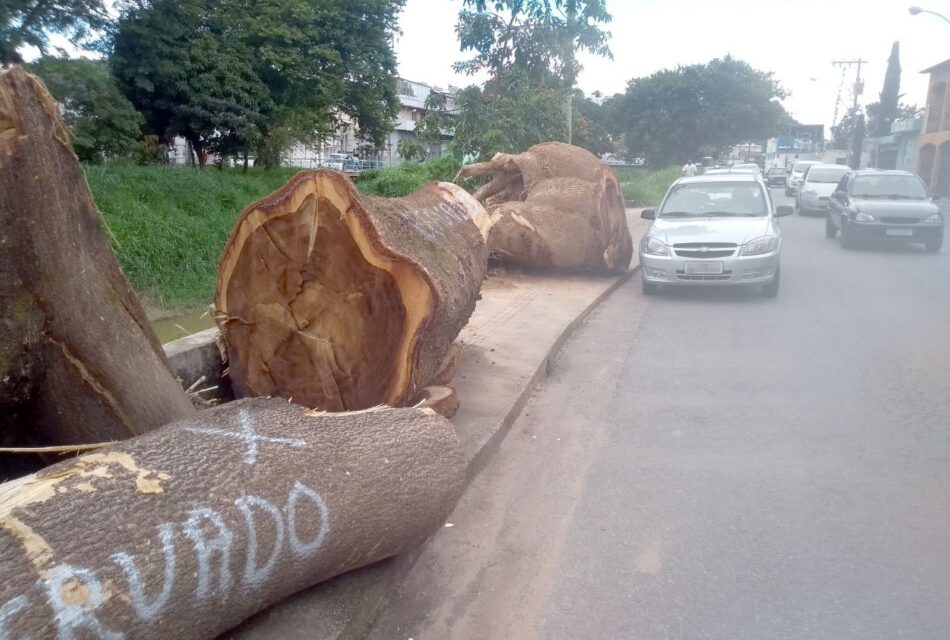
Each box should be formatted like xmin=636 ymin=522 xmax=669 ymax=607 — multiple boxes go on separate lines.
xmin=85 ymin=158 xmax=467 ymax=311
xmin=357 ymin=157 xmax=461 ymax=197
xmin=85 ymin=163 xmax=300 ymax=311
xmin=614 ymin=166 xmax=681 ymax=207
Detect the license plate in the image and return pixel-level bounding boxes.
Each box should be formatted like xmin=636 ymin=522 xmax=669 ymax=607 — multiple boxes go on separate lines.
xmin=685 ymin=261 xmax=724 ymax=275
xmin=886 ymin=228 xmax=913 ymax=237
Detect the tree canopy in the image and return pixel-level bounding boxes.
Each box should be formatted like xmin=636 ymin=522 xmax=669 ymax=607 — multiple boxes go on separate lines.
xmin=28 ymin=56 xmax=144 ymax=162
xmin=1 ymin=0 xmax=112 ymax=65
xmin=111 ymin=0 xmax=403 ymax=167
xmin=615 ymin=57 xmax=791 ymax=166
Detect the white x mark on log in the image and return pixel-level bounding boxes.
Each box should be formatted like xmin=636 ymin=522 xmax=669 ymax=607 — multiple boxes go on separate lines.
xmin=185 ymin=410 xmax=308 ymax=465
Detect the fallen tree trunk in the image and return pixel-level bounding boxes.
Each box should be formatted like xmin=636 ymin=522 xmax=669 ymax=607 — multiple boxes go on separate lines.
xmin=0 ymin=66 xmax=194 ymax=452
xmin=215 ymin=171 xmax=488 ymax=411
xmin=460 ymin=142 xmax=633 ymax=273
xmin=0 ymin=398 xmax=465 ymax=640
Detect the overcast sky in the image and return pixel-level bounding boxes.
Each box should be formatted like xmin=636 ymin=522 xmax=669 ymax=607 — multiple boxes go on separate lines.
xmin=395 ymin=0 xmax=950 ymax=129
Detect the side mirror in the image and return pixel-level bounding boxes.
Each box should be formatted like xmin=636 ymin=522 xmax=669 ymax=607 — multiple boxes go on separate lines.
xmin=775 ymin=205 xmax=794 ymax=217
xmin=641 ymin=208 xmax=656 ymax=220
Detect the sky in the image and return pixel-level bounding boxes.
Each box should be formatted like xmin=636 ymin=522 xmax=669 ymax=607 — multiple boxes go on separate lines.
xmin=395 ymin=0 xmax=950 ymax=130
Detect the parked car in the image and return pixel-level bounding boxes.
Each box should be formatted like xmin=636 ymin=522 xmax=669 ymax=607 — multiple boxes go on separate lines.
xmin=765 ymin=167 xmax=788 ymax=187
xmin=785 ymin=160 xmax=821 ymax=197
xmin=798 ymin=164 xmax=850 ymax=214
xmin=639 ymin=174 xmax=794 ymax=297
xmin=826 ymin=169 xmax=943 ymax=252
xmin=733 ymin=163 xmax=762 ymax=176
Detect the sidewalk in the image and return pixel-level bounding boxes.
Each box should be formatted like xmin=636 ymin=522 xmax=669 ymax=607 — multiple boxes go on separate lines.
xmin=208 ymin=214 xmax=650 ymax=640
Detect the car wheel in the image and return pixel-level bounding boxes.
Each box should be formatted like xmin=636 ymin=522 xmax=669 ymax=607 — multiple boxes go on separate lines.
xmin=840 ymin=225 xmax=855 ymax=250
xmin=761 ymin=267 xmax=780 ymax=297
xmin=924 ymin=237 xmax=943 ymax=253
xmin=642 ymin=279 xmax=659 ymax=295
xmin=825 ymin=214 xmax=837 ymax=238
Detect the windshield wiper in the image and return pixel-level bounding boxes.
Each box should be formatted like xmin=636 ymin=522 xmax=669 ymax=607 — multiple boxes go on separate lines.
xmin=659 ymin=211 xmax=695 ymax=217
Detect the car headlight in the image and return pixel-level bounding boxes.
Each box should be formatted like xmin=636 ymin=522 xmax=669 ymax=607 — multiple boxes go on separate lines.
xmin=923 ymin=214 xmax=943 ymax=224
xmin=641 ymin=237 xmax=669 ymax=256
xmin=741 ymin=235 xmax=779 ymax=256
xmin=854 ymin=212 xmax=875 ymax=222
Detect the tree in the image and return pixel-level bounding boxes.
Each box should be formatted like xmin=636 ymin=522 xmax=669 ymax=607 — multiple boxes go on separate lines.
xmin=111 ymin=0 xmax=271 ymax=167
xmin=1 ymin=0 xmax=112 ymax=65
xmin=873 ymin=42 xmax=901 ymax=137
xmin=615 ymin=56 xmax=791 ymax=166
xmin=112 ymin=0 xmax=403 ymax=168
xmin=836 ymin=101 xmax=919 ymax=148
xmin=454 ymin=0 xmax=612 ymax=142
xmin=28 ymin=56 xmax=144 ymax=162
xmin=571 ymin=89 xmax=615 ymax=156
xmin=452 ymin=65 xmax=566 ymax=160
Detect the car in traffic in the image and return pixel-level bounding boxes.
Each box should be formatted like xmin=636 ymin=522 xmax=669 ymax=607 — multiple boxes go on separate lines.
xmin=826 ymin=169 xmax=943 ymax=252
xmin=785 ymin=160 xmax=821 ymax=197
xmin=765 ymin=167 xmax=788 ymax=187
xmin=639 ymin=174 xmax=794 ymax=297
xmin=798 ymin=163 xmax=850 ymax=214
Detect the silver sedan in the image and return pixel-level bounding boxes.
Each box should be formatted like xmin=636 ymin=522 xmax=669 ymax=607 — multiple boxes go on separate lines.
xmin=639 ymin=174 xmax=794 ymax=297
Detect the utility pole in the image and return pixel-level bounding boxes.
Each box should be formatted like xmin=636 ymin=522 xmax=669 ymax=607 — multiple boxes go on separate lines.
xmin=832 ymin=59 xmax=869 ymax=112
xmin=833 ymin=59 xmax=869 ymax=168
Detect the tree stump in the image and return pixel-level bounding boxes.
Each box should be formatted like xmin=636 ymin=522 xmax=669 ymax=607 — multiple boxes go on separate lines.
xmin=460 ymin=142 xmax=633 ymax=273
xmin=215 ymin=171 xmax=488 ymax=411
xmin=0 ymin=66 xmax=194 ymax=455
xmin=0 ymin=398 xmax=465 ymax=640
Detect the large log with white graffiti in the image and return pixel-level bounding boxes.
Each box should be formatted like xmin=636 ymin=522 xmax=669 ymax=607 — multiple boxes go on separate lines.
xmin=459 ymin=142 xmax=633 ymax=273
xmin=0 ymin=66 xmax=194 ymax=456
xmin=214 ymin=170 xmax=489 ymax=412
xmin=0 ymin=398 xmax=465 ymax=639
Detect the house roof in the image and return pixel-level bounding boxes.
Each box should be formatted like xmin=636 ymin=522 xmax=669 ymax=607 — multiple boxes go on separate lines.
xmin=921 ymin=58 xmax=950 ymax=74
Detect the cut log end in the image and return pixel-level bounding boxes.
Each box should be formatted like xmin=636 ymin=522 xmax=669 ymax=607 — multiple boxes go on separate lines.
xmin=216 ymin=171 xmax=488 ymax=413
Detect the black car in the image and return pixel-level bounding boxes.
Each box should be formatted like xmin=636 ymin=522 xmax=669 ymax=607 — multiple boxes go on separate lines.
xmin=765 ymin=168 xmax=787 ymax=187
xmin=826 ymin=169 xmax=943 ymax=252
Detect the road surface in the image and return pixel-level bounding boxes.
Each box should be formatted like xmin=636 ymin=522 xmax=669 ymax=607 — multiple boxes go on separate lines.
xmin=368 ymin=189 xmax=950 ymax=640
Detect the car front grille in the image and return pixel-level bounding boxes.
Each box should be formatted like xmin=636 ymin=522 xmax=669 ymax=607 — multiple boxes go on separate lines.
xmin=879 ymin=217 xmax=920 ymax=224
xmin=673 ymin=243 xmax=737 ymax=259
xmin=676 ymin=271 xmax=733 ymax=281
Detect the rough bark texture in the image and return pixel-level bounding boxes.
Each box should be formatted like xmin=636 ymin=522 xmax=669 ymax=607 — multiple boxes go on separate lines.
xmin=215 ymin=170 xmax=488 ymax=411
xmin=0 ymin=66 xmax=194 ymax=454
xmin=460 ymin=142 xmax=633 ymax=273
xmin=0 ymin=398 xmax=465 ymax=640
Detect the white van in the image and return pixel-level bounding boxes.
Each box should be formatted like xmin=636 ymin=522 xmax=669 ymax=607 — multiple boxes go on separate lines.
xmin=785 ymin=160 xmax=821 ymax=197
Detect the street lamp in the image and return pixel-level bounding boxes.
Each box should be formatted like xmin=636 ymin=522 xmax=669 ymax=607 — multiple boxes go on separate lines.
xmin=909 ymin=5 xmax=950 ymax=24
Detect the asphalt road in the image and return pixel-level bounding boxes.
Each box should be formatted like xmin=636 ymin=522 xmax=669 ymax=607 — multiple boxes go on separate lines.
xmin=369 ymin=189 xmax=950 ymax=640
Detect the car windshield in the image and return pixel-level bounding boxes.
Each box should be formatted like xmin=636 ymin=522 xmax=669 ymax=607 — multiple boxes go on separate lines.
xmin=852 ymin=175 xmax=929 ymax=199
xmin=792 ymin=163 xmax=814 ymax=174
xmin=659 ymin=182 xmax=768 ymax=217
xmin=806 ymin=168 xmax=849 ymax=183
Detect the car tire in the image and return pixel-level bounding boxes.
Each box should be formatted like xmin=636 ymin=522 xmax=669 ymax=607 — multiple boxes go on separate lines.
xmin=761 ymin=267 xmax=780 ymax=298
xmin=642 ymin=279 xmax=659 ymax=295
xmin=840 ymin=225 xmax=855 ymax=250
xmin=825 ymin=215 xmax=837 ymax=238
xmin=924 ymin=237 xmax=943 ymax=253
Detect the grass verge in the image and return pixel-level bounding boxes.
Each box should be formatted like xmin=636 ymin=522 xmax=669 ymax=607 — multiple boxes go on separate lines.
xmin=614 ymin=166 xmax=680 ymax=207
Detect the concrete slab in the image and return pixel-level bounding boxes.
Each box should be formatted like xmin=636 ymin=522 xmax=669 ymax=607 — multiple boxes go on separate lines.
xmin=173 ymin=215 xmax=651 ymax=640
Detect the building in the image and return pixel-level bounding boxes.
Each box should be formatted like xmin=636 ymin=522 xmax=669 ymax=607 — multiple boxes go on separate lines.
xmin=863 ymin=116 xmax=922 ymax=172
xmin=916 ymin=58 xmax=950 ymax=196
xmin=167 ymin=77 xmax=458 ymax=168
xmin=383 ymin=78 xmax=458 ymax=164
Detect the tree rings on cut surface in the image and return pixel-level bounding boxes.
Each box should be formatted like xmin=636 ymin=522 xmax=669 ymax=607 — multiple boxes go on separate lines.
xmin=460 ymin=142 xmax=633 ymax=273
xmin=215 ymin=171 xmax=488 ymax=411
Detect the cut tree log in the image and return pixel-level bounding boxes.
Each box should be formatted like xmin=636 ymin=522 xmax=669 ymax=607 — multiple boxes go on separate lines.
xmin=0 ymin=66 xmax=194 ymax=453
xmin=460 ymin=142 xmax=633 ymax=273
xmin=215 ymin=171 xmax=488 ymax=412
xmin=0 ymin=398 xmax=466 ymax=640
